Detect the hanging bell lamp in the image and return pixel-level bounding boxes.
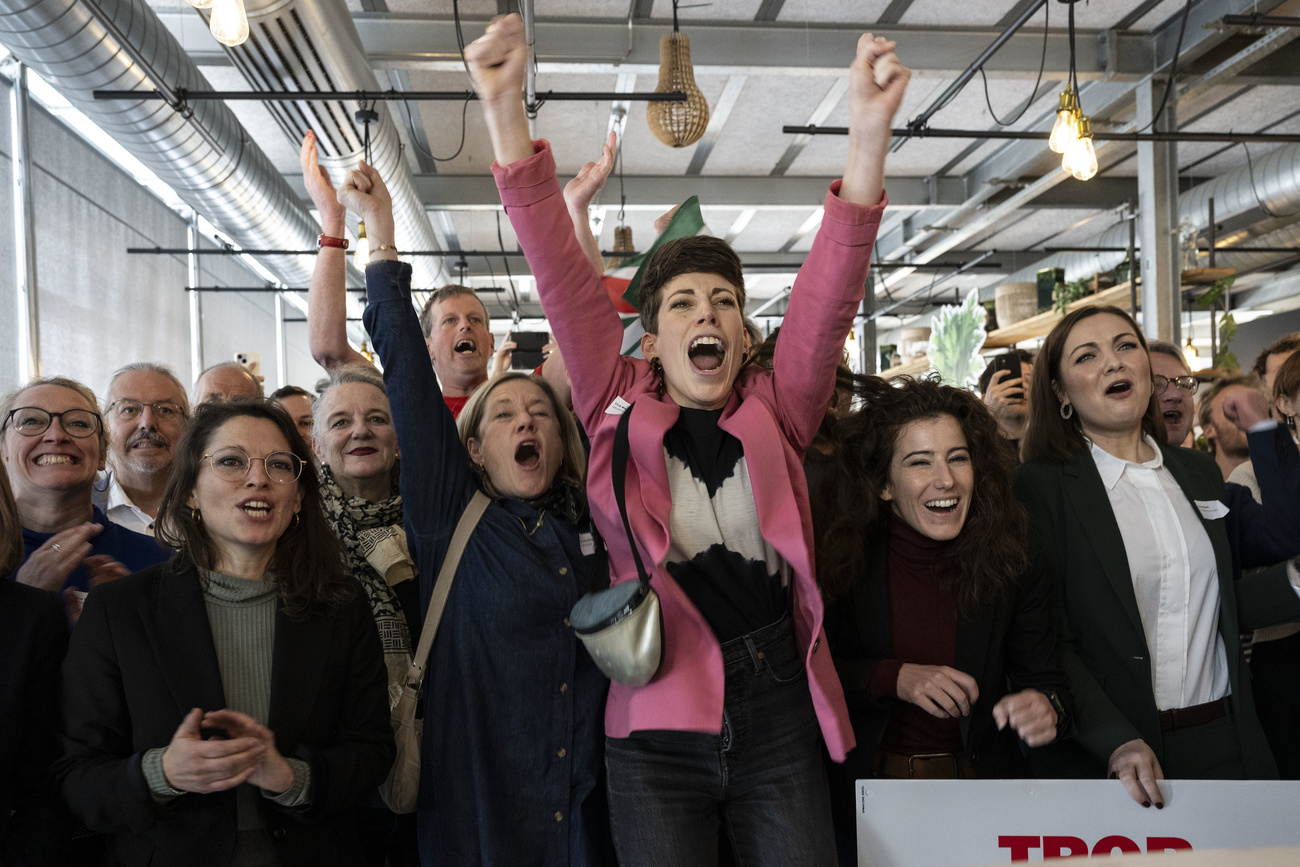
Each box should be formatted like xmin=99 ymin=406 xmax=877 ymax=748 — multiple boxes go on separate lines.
xmin=647 ymin=1 xmax=710 ymax=148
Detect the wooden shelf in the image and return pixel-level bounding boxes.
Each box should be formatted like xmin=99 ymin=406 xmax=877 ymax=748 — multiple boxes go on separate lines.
xmin=983 ymin=282 xmax=1140 ymax=349
xmin=881 ymin=355 xmax=932 ymax=379
xmin=1181 ymin=268 xmax=1235 ymax=286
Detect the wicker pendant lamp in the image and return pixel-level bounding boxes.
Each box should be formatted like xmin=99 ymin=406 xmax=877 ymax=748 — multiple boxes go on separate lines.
xmin=607 ymin=224 xmax=635 ymax=271
xmin=647 ymin=1 xmax=710 ymax=148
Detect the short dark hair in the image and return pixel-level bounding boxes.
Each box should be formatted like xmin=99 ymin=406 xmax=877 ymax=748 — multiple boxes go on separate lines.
xmin=813 ymin=375 xmax=1027 ymax=615
xmin=1273 ymin=350 xmax=1300 ymax=405
xmin=1197 ymin=374 xmax=1259 ymax=455
xmin=418 ymin=285 xmax=489 ymax=339
xmin=1022 ymin=305 xmax=1165 ymax=465
xmin=155 ymin=400 xmax=352 ymax=620
xmin=637 ymin=236 xmax=745 ymax=334
xmin=1252 ymin=334 xmax=1300 ymax=379
xmin=978 ymin=349 xmax=1035 ymax=394
xmin=269 ymin=384 xmax=313 ymax=402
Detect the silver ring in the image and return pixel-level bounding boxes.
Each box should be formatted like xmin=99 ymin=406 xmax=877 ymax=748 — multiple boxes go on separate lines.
xmin=51 ymin=543 xmax=63 ymax=553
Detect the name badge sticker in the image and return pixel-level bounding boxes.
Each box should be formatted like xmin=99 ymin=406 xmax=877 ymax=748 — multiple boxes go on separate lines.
xmin=1195 ymin=499 xmax=1229 ymax=520
xmin=579 ymin=532 xmax=596 ymax=557
xmin=604 ymin=396 xmax=632 ymax=416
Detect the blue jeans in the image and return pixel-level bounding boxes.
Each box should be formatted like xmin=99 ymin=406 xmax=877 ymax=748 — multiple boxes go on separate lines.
xmin=605 ymin=615 xmax=836 ymax=866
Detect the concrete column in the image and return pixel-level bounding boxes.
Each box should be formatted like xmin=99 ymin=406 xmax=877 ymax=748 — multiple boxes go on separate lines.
xmin=1135 ymin=78 xmax=1180 ymax=343
xmin=274 ymin=292 xmax=287 ymax=391
xmin=10 ymin=63 xmax=40 ymax=381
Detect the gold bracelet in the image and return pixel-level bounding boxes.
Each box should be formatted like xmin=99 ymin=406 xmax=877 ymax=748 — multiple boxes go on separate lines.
xmin=374 ymin=243 xmax=398 ymax=255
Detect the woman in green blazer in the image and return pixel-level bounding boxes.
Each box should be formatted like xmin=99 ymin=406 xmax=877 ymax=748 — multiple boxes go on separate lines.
xmin=1015 ymin=305 xmax=1300 ymax=808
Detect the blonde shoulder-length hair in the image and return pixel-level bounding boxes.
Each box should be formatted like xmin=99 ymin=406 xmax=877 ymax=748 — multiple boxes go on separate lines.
xmin=456 ymin=372 xmax=586 ymax=496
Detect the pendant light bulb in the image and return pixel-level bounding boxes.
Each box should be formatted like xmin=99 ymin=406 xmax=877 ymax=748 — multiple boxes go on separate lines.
xmin=354 ymin=220 xmax=370 ymax=269
xmin=1063 ymin=115 xmax=1098 ymax=181
xmin=647 ymin=31 xmax=710 ymax=148
xmin=186 ymin=0 xmax=214 ymax=9
xmin=1183 ymin=337 xmax=1199 ymax=367
xmin=1049 ymin=90 xmax=1080 ymax=154
xmin=208 ymin=0 xmax=249 ymax=46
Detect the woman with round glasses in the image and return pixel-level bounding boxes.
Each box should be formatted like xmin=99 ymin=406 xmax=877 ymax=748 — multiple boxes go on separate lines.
xmin=1015 ymin=306 xmax=1300 ymax=808
xmin=2 ymin=377 xmax=167 ymax=604
xmin=56 ymin=399 xmax=394 ymax=864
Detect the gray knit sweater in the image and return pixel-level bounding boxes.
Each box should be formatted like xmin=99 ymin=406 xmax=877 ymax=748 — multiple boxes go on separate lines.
xmin=143 ymin=570 xmax=310 ymax=826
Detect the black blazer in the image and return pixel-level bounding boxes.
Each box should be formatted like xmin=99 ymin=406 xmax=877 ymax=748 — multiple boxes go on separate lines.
xmin=54 ymin=561 xmax=395 ymax=867
xmin=1014 ymin=434 xmax=1300 ymax=779
xmin=0 ymin=579 xmax=71 ymax=866
xmin=824 ymin=517 xmax=1070 ymax=828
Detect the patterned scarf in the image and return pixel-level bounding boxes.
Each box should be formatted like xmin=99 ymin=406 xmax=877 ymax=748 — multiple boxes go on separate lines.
xmin=319 ymin=464 xmax=412 ymax=708
xmin=523 ymin=476 xmax=588 ymax=527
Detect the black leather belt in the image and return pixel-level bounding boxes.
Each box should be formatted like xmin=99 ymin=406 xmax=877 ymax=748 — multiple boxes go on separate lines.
xmin=1158 ymin=697 xmax=1227 ymax=732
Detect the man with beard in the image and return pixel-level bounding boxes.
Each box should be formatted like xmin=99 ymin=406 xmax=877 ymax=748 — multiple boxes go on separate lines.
xmin=1148 ymin=341 xmax=1198 ymax=447
xmin=94 ymin=364 xmax=189 ymax=535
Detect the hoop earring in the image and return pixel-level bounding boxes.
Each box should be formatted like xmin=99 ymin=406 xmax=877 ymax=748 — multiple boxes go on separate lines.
xmin=1059 ymin=402 xmax=1074 ymax=420
xmin=293 ymin=513 xmax=300 ymax=527
xmin=190 ymin=507 xmax=202 ymax=525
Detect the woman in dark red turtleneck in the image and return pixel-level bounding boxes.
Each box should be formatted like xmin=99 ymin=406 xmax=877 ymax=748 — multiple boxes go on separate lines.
xmin=812 ymin=376 xmax=1071 ymax=864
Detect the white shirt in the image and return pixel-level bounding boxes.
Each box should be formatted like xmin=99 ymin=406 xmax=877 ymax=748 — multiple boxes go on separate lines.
xmin=1090 ymin=436 xmax=1229 ymax=711
xmin=99 ymin=472 xmax=157 ymax=536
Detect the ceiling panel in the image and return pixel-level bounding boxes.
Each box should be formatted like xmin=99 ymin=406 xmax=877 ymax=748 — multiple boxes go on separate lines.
xmin=731 ymin=208 xmax=819 ymax=251
xmin=447 ymin=210 xmax=521 ymax=257
xmin=651 ymin=0 xmax=764 ymax=22
xmin=775 ymin=0 xmax=893 ymax=24
xmin=901 ymin=0 xmax=1023 ymax=28
xmin=976 ymin=207 xmax=1104 ymax=251
xmin=701 ymin=75 xmax=838 ymax=174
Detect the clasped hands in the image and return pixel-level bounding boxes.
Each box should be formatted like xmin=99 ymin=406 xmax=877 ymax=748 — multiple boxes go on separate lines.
xmin=161 ymin=707 xmax=294 ymax=796
xmin=896 ymin=663 xmax=1058 ymax=748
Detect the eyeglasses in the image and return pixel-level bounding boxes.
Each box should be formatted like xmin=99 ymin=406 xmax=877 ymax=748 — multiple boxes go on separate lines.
xmin=1153 ymin=374 xmax=1199 ymax=396
xmin=201 ymin=447 xmax=303 ymax=484
xmin=107 ymin=399 xmax=187 ymax=422
xmin=2 ymin=407 xmax=102 ymax=438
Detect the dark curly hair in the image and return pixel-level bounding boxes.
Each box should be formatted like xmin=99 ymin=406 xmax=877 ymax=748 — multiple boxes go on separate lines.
xmin=813 ymin=375 xmax=1027 ymax=616
xmin=155 ymin=400 xmax=352 ymax=620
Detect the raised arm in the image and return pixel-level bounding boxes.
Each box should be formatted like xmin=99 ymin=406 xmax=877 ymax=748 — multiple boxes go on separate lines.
xmin=467 ymin=15 xmax=534 ymax=169
xmin=302 ymin=131 xmax=371 ymax=371
xmin=839 ymin=34 xmax=909 ymax=207
xmin=338 ymin=162 xmax=478 ymax=552
xmin=563 ymin=130 xmax=618 ymax=277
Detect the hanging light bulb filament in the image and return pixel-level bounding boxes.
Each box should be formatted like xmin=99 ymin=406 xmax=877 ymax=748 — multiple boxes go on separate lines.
xmin=208 ymin=0 xmax=249 ymax=46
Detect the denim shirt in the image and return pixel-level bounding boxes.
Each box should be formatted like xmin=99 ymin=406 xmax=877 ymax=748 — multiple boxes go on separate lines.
xmin=364 ymin=258 xmax=614 ymax=867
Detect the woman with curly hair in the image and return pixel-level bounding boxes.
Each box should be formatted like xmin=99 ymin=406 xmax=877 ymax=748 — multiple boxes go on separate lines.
xmin=814 ymin=376 xmax=1069 ymax=864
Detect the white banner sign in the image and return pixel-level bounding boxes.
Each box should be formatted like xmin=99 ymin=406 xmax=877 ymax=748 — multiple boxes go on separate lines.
xmin=856 ymin=779 xmax=1300 ymax=865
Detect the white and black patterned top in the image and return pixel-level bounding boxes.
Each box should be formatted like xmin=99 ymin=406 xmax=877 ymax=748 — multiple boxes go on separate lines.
xmin=663 ymin=407 xmax=790 ymax=643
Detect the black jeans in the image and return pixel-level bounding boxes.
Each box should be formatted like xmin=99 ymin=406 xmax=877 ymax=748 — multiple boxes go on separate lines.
xmin=605 ymin=615 xmax=836 ymax=866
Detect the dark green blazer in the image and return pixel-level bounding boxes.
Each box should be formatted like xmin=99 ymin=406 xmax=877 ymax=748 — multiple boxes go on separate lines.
xmin=1014 ymin=441 xmax=1300 ymax=779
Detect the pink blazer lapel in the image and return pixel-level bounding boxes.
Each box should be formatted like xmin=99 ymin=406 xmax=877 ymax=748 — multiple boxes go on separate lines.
xmin=625 ymin=395 xmax=678 ymax=573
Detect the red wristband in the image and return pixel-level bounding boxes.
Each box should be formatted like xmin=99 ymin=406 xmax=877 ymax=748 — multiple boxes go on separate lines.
xmin=318 ymin=233 xmax=349 ymax=250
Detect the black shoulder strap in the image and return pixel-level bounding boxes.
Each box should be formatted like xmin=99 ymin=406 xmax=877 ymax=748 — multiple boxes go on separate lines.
xmin=612 ymin=402 xmax=651 ymax=589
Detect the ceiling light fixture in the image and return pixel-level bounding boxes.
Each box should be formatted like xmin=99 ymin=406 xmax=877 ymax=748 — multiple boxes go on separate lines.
xmin=208 ymin=0 xmax=249 ymax=47
xmin=647 ymin=0 xmax=710 ymax=148
xmin=185 ymin=0 xmax=214 ymax=10
xmin=1056 ymin=0 xmax=1094 ymax=181
xmin=1063 ymin=115 xmax=1098 ymax=180
xmin=1048 ymin=88 xmax=1080 ymax=154
xmin=354 ymin=105 xmax=379 ymax=268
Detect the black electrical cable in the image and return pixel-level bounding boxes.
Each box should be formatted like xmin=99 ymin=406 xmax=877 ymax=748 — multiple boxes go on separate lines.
xmin=979 ymin=0 xmax=1050 ymax=126
xmin=496 ymin=211 xmax=522 ymax=313
xmin=1138 ymin=0 xmax=1193 ymax=133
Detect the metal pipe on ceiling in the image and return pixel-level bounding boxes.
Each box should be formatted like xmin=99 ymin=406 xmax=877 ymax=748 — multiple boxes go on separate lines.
xmin=93 ymin=89 xmax=688 ymax=103
xmin=783 ymin=126 xmax=1300 ymax=145
xmin=224 ymin=0 xmax=443 ymax=290
xmin=0 ymin=0 xmax=321 ymax=288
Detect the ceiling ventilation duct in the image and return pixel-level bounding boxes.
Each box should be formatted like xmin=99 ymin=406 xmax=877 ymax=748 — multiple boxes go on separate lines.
xmin=0 ymin=0 xmax=318 ymax=287
xmin=997 ymin=142 xmax=1300 ymax=286
xmin=226 ymin=0 xmax=442 ymax=290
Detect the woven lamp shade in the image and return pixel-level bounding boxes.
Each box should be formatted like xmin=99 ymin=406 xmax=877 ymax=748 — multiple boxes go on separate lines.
xmin=606 ymin=225 xmax=635 ymax=271
xmin=647 ymin=32 xmax=710 ymax=148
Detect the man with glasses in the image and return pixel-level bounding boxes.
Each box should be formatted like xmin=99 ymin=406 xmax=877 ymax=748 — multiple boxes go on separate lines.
xmin=95 ymin=364 xmax=190 ymax=535
xmin=1147 ymin=341 xmax=1199 ymax=448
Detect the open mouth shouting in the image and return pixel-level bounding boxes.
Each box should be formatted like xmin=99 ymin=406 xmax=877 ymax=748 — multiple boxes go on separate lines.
xmin=687 ymin=335 xmax=726 ymax=373
xmin=1105 ymin=379 xmax=1134 ymax=397
xmin=1163 ymin=409 xmax=1183 ymax=428
xmin=514 ymin=439 xmax=541 ymax=470
xmin=455 ymin=338 xmax=478 ymax=355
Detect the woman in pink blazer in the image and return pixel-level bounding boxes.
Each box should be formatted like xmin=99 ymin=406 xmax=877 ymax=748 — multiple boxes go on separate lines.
xmin=468 ymin=15 xmax=909 ymax=864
